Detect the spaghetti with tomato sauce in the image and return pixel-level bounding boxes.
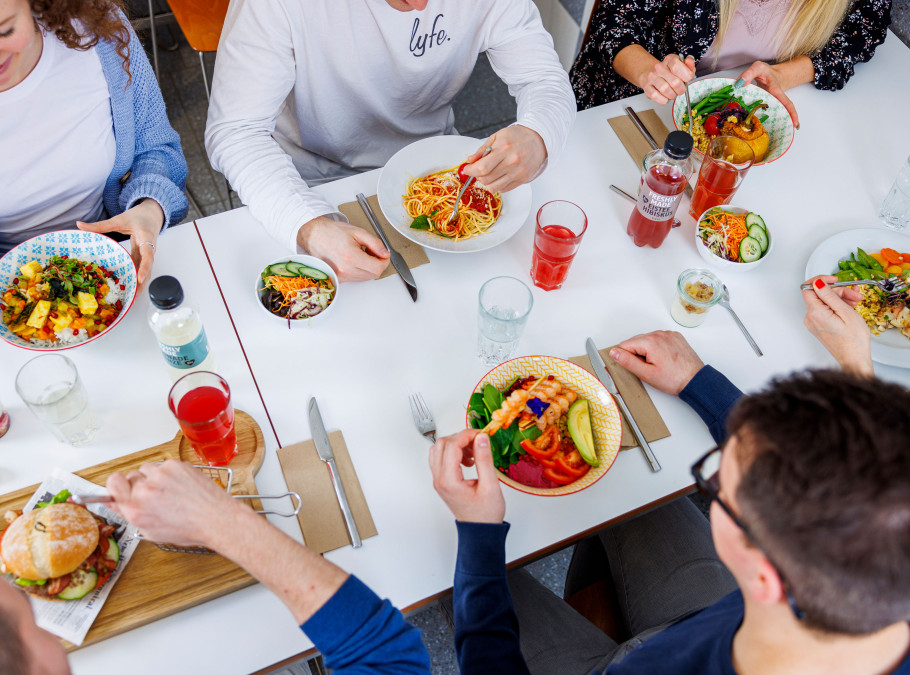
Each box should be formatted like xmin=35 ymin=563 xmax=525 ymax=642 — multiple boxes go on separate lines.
xmin=403 ymin=165 xmax=502 ymax=241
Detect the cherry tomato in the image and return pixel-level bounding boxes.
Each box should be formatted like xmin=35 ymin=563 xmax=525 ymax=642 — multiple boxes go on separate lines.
xmin=703 ymin=113 xmax=722 ymax=136
xmin=456 ymin=162 xmax=470 ymax=183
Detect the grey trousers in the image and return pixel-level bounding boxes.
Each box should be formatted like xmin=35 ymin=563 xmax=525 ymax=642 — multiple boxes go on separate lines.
xmin=508 ymin=497 xmax=737 ymax=675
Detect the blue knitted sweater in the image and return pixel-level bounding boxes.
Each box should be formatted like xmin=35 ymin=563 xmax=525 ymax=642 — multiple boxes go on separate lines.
xmin=97 ymin=20 xmax=188 ymax=228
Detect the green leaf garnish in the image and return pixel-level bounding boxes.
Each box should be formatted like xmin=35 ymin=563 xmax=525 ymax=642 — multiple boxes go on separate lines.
xmin=410 ymin=215 xmax=431 ymax=230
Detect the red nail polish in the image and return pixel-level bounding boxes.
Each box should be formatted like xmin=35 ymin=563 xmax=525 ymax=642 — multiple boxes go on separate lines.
xmin=814 ymin=278 xmax=825 ymax=290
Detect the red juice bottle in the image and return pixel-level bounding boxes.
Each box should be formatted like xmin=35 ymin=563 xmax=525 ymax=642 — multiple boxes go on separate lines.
xmin=627 ymin=131 xmax=693 ymax=248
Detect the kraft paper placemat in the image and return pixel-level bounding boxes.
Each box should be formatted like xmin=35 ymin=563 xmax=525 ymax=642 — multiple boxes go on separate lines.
xmin=276 ymin=431 xmax=377 ymax=554
xmin=569 ymin=346 xmax=670 ymax=449
xmin=607 ymin=109 xmax=672 ymax=171
xmin=338 ymin=195 xmax=430 ymax=280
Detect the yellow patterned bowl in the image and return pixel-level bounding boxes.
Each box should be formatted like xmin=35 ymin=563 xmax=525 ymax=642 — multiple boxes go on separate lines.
xmin=466 ymin=355 xmax=623 ymax=497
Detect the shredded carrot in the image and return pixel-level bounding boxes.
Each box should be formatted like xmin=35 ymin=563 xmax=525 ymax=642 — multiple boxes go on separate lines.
xmin=701 ymin=211 xmax=749 ymax=261
xmin=265 ymin=275 xmax=321 ymax=300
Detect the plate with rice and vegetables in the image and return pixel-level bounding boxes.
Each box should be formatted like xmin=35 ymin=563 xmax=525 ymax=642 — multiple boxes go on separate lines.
xmin=805 ymin=228 xmax=910 ymax=368
xmin=0 ymin=231 xmax=137 ymax=351
xmin=672 ymin=77 xmax=795 ymax=166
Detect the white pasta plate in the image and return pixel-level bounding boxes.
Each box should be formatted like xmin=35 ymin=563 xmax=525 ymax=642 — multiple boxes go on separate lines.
xmin=376 ymin=135 xmax=532 ymax=253
xmin=804 ymin=228 xmax=910 ymax=368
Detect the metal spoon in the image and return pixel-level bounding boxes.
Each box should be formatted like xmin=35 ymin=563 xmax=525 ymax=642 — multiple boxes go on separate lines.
xmin=718 ymin=285 xmax=763 ymax=357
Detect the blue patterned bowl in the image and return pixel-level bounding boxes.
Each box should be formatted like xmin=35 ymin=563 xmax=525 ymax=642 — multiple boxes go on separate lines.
xmin=672 ymin=77 xmax=795 ymax=166
xmin=0 ymin=231 xmax=137 ymax=351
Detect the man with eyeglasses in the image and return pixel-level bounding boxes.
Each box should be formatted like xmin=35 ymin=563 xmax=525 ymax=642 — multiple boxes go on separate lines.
xmin=430 ymin=280 xmax=910 ymax=673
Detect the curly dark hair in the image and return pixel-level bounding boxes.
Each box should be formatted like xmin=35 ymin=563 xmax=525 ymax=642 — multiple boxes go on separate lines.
xmin=30 ymin=0 xmax=130 ymax=76
xmin=727 ymin=369 xmax=910 ymax=635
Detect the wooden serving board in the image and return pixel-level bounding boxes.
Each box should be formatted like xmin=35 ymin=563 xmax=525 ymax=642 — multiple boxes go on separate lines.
xmin=0 ymin=410 xmax=265 ymax=651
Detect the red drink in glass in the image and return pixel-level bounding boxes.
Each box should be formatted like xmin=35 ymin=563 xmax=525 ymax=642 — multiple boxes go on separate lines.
xmin=627 ymin=164 xmax=688 ymax=248
xmin=169 ymin=372 xmax=237 ymax=466
xmin=689 ymin=136 xmax=754 ymax=218
xmin=530 ymin=201 xmax=587 ymax=291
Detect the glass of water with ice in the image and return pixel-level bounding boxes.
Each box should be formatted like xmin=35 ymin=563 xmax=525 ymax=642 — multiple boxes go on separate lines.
xmin=477 ymin=276 xmax=534 ymax=366
xmin=16 ymin=355 xmax=97 ymax=446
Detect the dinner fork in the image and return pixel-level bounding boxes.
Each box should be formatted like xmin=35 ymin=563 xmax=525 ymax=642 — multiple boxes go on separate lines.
xmin=446 ymin=146 xmax=492 ymax=227
xmin=799 ymin=278 xmax=910 ymax=294
xmin=408 ymin=392 xmax=437 ymax=444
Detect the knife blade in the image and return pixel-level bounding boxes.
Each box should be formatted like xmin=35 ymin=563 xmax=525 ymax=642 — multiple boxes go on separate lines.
xmin=623 ymin=107 xmax=694 ymax=200
xmin=355 ymin=193 xmax=418 ymax=302
xmin=307 ymin=397 xmax=362 ymax=548
xmin=585 ymin=338 xmax=661 ymax=473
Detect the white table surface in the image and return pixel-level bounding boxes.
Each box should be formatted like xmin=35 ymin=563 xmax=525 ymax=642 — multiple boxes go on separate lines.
xmin=4 ymin=30 xmax=910 ymax=675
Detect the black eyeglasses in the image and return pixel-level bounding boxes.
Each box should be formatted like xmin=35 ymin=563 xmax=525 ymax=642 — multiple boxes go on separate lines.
xmin=691 ymin=445 xmax=805 ymax=621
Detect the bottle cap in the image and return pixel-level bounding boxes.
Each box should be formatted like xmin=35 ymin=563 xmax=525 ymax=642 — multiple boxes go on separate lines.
xmin=148 ymin=276 xmax=184 ymax=310
xmin=664 ymin=131 xmax=694 ymax=160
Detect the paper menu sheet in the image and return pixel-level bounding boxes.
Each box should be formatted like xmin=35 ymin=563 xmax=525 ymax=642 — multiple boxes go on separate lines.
xmin=12 ymin=468 xmax=140 ymax=646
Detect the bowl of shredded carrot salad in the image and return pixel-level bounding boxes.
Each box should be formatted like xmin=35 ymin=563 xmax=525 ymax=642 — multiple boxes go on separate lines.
xmin=695 ymin=206 xmax=771 ymax=271
xmin=255 ymin=255 xmax=338 ymax=326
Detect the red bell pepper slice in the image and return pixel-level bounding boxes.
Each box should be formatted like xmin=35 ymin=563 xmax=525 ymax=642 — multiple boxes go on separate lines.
xmin=542 ymin=467 xmax=577 ymax=486
xmin=519 ymin=426 xmax=559 ymax=464
xmin=554 ymin=451 xmax=590 ymax=480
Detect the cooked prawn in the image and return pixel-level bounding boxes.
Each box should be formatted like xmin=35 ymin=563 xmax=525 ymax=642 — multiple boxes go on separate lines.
xmin=537 ymin=390 xmax=578 ymax=430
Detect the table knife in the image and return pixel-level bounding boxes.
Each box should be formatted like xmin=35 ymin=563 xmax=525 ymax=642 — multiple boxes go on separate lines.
xmin=308 ymin=397 xmax=362 ymax=548
xmin=355 ymin=193 xmax=418 ymax=302
xmin=623 ymin=107 xmax=694 ymax=199
xmin=585 ymin=338 xmax=662 ymax=473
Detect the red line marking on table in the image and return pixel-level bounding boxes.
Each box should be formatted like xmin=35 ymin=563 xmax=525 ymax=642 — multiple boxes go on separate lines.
xmin=194 ymin=221 xmax=282 ymax=448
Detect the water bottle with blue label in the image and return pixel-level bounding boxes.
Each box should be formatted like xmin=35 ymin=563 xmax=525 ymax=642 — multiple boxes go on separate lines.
xmin=148 ymin=276 xmax=216 ymax=381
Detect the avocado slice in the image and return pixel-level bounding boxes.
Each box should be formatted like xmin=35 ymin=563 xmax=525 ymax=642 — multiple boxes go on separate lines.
xmin=567 ymin=399 xmax=598 ymax=467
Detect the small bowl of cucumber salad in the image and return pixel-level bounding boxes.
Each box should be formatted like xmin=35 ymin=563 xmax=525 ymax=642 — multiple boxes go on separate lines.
xmin=695 ymin=206 xmax=771 ymax=272
xmin=256 ymin=255 xmax=338 ymax=325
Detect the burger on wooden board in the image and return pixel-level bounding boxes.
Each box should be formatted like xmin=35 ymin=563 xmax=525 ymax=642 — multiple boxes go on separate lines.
xmin=0 ymin=490 xmax=120 ymax=600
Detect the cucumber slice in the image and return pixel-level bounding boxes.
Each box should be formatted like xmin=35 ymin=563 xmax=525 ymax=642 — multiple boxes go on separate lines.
xmin=104 ymin=537 xmax=119 ymax=565
xmin=294 ymin=265 xmax=329 ymax=281
xmin=56 ymin=569 xmax=98 ymax=600
xmin=739 ymin=236 xmax=762 ymax=262
xmin=284 ymin=262 xmax=305 ymax=275
xmin=745 ymin=213 xmax=766 ymax=231
xmin=267 ymin=263 xmax=295 ymax=277
xmin=748 ymin=225 xmax=769 ymax=253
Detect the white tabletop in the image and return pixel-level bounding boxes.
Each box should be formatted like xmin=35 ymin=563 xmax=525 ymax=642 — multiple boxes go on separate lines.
xmin=4 ymin=30 xmax=910 ymax=675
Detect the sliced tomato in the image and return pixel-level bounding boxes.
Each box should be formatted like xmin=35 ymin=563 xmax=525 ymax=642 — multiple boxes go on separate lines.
xmin=554 ymin=451 xmax=590 ymax=479
xmin=456 ymin=162 xmax=470 ymax=183
xmin=520 ymin=426 xmax=560 ymax=464
xmin=542 ymin=467 xmax=577 ymax=486
xmin=881 ymin=248 xmax=902 ymax=265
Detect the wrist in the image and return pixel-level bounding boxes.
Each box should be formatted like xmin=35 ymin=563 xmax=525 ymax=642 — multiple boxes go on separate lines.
xmin=614 ymin=44 xmax=655 ymax=89
xmin=137 ymin=199 xmax=165 ymax=230
xmin=199 ymin=498 xmax=260 ymax=552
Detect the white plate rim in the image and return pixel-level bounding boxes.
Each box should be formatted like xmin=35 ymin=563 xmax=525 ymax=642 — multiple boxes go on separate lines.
xmin=804 ymin=227 xmax=910 ymax=368
xmin=375 ymin=135 xmax=532 ymax=253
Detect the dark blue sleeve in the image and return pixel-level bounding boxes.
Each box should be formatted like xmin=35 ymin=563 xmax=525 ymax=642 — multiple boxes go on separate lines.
xmin=454 ymin=521 xmax=531 ymax=675
xmin=301 ymin=575 xmax=430 ymax=674
xmin=678 ymin=366 xmax=743 ymax=444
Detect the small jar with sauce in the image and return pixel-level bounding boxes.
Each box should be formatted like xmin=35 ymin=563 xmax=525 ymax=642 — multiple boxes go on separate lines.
xmin=671 ymin=269 xmax=722 ymax=327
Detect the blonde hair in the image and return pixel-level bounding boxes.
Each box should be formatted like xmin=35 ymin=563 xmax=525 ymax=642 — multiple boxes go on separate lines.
xmin=715 ymin=0 xmax=853 ymax=64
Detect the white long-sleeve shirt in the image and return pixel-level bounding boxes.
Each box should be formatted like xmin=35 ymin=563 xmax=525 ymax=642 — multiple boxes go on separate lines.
xmin=205 ymin=0 xmax=575 ymax=251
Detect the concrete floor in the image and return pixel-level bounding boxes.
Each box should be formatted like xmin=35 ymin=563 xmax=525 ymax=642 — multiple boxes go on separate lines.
xmin=143 ymin=10 xmax=910 ymax=674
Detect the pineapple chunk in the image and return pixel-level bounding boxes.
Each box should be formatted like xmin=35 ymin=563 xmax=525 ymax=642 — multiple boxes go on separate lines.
xmin=49 ymin=312 xmax=73 ymax=333
xmin=26 ymin=300 xmax=52 ymax=329
xmin=76 ymin=292 xmax=98 ymax=316
xmin=18 ymin=261 xmax=43 ymax=280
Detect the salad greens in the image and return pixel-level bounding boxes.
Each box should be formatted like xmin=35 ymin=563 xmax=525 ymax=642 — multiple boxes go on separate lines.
xmin=468 ymin=383 xmax=541 ymax=471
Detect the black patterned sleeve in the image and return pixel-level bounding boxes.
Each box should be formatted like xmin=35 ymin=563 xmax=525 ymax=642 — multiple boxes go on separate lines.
xmin=809 ymin=0 xmax=892 ymax=91
xmin=570 ymin=0 xmax=674 ymax=109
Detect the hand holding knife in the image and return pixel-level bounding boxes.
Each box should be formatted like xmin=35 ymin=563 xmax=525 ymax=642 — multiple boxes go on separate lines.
xmin=355 ymin=194 xmax=418 ymax=302
xmin=585 ymin=338 xmax=661 ymax=473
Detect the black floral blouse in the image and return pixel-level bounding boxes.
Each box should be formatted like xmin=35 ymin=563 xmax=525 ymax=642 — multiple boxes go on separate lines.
xmin=570 ymin=0 xmax=892 ymax=109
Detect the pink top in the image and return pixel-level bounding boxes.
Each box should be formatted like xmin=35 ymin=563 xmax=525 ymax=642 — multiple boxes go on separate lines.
xmin=696 ymin=0 xmax=794 ymax=75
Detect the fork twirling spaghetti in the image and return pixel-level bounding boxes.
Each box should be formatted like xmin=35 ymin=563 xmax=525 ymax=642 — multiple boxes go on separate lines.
xmin=403 ymin=165 xmax=502 ymax=241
